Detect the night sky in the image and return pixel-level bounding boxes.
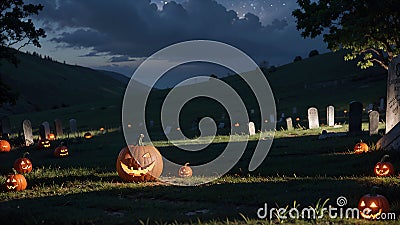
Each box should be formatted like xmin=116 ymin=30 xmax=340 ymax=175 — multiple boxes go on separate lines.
xmin=23 ymin=0 xmax=327 ymax=84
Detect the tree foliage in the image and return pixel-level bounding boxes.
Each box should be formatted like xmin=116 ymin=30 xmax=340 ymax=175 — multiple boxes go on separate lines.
xmin=0 ymin=0 xmax=45 ymax=106
xmin=292 ymin=0 xmax=400 ymax=70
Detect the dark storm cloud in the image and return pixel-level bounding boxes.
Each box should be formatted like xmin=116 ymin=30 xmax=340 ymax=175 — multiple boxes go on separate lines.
xmin=34 ymin=0 xmax=324 ymax=64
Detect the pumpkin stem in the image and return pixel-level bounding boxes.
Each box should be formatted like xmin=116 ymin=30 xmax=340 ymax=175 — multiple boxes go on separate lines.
xmin=11 ymin=168 xmax=18 ymax=175
xmin=370 ymin=186 xmax=379 ymax=196
xmin=137 ymin=134 xmax=144 ymax=146
xmin=380 ymin=155 xmax=390 ymax=162
xmin=22 ymin=152 xmax=30 ymax=158
xmin=184 ymin=163 xmax=190 ymax=166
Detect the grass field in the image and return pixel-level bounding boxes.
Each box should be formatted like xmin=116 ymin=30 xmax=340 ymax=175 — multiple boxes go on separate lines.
xmin=0 ymin=122 xmax=399 ymax=224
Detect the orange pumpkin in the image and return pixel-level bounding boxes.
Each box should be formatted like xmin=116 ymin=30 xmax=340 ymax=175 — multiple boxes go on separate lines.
xmin=13 ymin=152 xmax=32 ymax=174
xmin=47 ymin=133 xmax=56 ymax=141
xmin=358 ymin=187 xmax=390 ymax=219
xmin=178 ymin=163 xmax=193 ymax=178
xmin=54 ymin=143 xmax=69 ymax=157
xmin=354 ymin=142 xmax=369 ymax=154
xmin=5 ymin=172 xmax=27 ymax=191
xmin=374 ymin=155 xmax=394 ymax=177
xmin=84 ymin=132 xmax=92 ymax=139
xmin=0 ymin=140 xmax=11 ymax=152
xmin=116 ymin=134 xmax=163 ymax=182
xmin=38 ymin=139 xmax=51 ymax=149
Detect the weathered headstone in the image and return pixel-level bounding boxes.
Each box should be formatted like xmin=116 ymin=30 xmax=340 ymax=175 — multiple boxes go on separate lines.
xmin=218 ymin=122 xmax=225 ymax=129
xmin=69 ymin=119 xmax=77 ymax=134
xmin=281 ymin=113 xmax=285 ymax=119
xmin=22 ymin=120 xmax=34 ymax=146
xmin=385 ymin=57 xmax=400 ymax=133
xmin=1 ymin=116 xmax=11 ymax=139
xmin=379 ymin=97 xmax=385 ymax=112
xmin=366 ymin=103 xmax=373 ymax=112
xmin=292 ymin=107 xmax=297 ymax=114
xmin=248 ymin=122 xmax=256 ymax=135
xmin=348 ymin=101 xmax=363 ymax=134
xmin=369 ymin=111 xmax=379 ymax=135
xmin=327 ymin=105 xmax=335 ymax=127
xmin=286 ymin=117 xmax=293 ymax=131
xmin=54 ymin=119 xmax=63 ymax=137
xmin=42 ymin=121 xmax=50 ymax=138
xmin=307 ymin=107 xmax=319 ymax=129
xmin=39 ymin=124 xmax=46 ymax=140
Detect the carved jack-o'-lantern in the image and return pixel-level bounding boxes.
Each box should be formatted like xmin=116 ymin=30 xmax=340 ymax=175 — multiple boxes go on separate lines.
xmin=374 ymin=155 xmax=394 ymax=177
xmin=116 ymin=134 xmax=163 ymax=182
xmin=54 ymin=143 xmax=69 ymax=157
xmin=5 ymin=172 xmax=27 ymax=191
xmin=47 ymin=133 xmax=56 ymax=141
xmin=358 ymin=187 xmax=390 ymax=219
xmin=354 ymin=142 xmax=369 ymax=154
xmin=0 ymin=140 xmax=11 ymax=152
xmin=234 ymin=123 xmax=240 ymax=127
xmin=38 ymin=139 xmax=51 ymax=149
xmin=178 ymin=163 xmax=193 ymax=177
xmin=84 ymin=132 xmax=92 ymax=139
xmin=14 ymin=152 xmax=32 ymax=174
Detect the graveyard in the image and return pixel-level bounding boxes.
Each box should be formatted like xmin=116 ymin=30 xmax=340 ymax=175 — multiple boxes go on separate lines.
xmin=0 ymin=48 xmax=399 ymax=224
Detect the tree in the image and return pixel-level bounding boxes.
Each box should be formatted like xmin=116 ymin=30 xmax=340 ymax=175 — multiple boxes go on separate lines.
xmin=0 ymin=0 xmax=45 ymax=106
xmin=293 ymin=56 xmax=302 ymax=62
xmin=292 ymin=0 xmax=400 ymax=70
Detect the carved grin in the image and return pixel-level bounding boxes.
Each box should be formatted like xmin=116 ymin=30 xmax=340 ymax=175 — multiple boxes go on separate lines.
xmin=7 ymin=185 xmax=17 ymax=190
xmin=360 ymin=209 xmax=382 ymax=219
xmin=21 ymin=164 xmax=31 ymax=170
xmin=120 ymin=161 xmax=155 ymax=176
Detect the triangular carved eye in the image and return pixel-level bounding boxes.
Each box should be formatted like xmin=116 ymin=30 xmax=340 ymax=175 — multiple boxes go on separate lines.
xmin=360 ymin=201 xmax=366 ymax=207
xmin=6 ymin=179 xmax=10 ymax=183
xmin=21 ymin=161 xmax=25 ymax=165
xmin=382 ymin=165 xmax=388 ymax=169
xmin=143 ymin=153 xmax=151 ymax=158
xmin=370 ymin=202 xmax=378 ymax=208
xmin=12 ymin=179 xmax=17 ymax=183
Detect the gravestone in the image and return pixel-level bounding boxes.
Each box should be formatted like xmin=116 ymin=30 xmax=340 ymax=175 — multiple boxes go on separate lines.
xmin=42 ymin=121 xmax=50 ymax=138
xmin=286 ymin=117 xmax=293 ymax=131
xmin=369 ymin=111 xmax=379 ymax=135
xmin=1 ymin=116 xmax=11 ymax=139
xmin=54 ymin=119 xmax=63 ymax=137
xmin=327 ymin=105 xmax=335 ymax=127
xmin=22 ymin=120 xmax=34 ymax=146
xmin=385 ymin=57 xmax=400 ymax=133
xmin=292 ymin=107 xmax=297 ymax=114
xmin=379 ymin=97 xmax=385 ymax=112
xmin=307 ymin=107 xmax=319 ymax=129
xmin=348 ymin=101 xmax=363 ymax=134
xmin=248 ymin=122 xmax=256 ymax=135
xmin=69 ymin=119 xmax=77 ymax=134
xmin=218 ymin=122 xmax=225 ymax=129
xmin=39 ymin=124 xmax=46 ymax=140
xmin=366 ymin=103 xmax=373 ymax=112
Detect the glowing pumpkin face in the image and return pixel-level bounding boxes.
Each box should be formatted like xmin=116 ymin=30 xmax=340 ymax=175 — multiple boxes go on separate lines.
xmin=54 ymin=145 xmax=69 ymax=157
xmin=5 ymin=173 xmax=27 ymax=191
xmin=38 ymin=139 xmax=51 ymax=149
xmin=354 ymin=142 xmax=369 ymax=154
xmin=116 ymin=134 xmax=163 ymax=182
xmin=14 ymin=153 xmax=32 ymax=174
xmin=47 ymin=133 xmax=56 ymax=141
xmin=178 ymin=163 xmax=193 ymax=178
xmin=374 ymin=155 xmax=394 ymax=177
xmin=84 ymin=132 xmax=92 ymax=139
xmin=358 ymin=193 xmax=390 ymax=219
xmin=0 ymin=140 xmax=11 ymax=152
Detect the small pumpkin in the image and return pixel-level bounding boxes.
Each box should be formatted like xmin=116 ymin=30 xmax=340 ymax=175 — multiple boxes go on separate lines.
xmin=84 ymin=132 xmax=92 ymax=139
xmin=178 ymin=163 xmax=193 ymax=178
xmin=13 ymin=152 xmax=32 ymax=174
xmin=354 ymin=141 xmax=369 ymax=154
xmin=5 ymin=170 xmax=27 ymax=191
xmin=54 ymin=143 xmax=69 ymax=157
xmin=234 ymin=123 xmax=240 ymax=127
xmin=38 ymin=139 xmax=51 ymax=149
xmin=358 ymin=187 xmax=390 ymax=219
xmin=47 ymin=133 xmax=56 ymax=141
xmin=374 ymin=155 xmax=394 ymax=177
xmin=0 ymin=140 xmax=11 ymax=152
xmin=116 ymin=134 xmax=163 ymax=182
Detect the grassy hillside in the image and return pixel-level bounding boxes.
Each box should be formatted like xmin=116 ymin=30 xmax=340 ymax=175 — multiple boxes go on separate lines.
xmin=0 ymin=50 xmax=127 ymax=114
